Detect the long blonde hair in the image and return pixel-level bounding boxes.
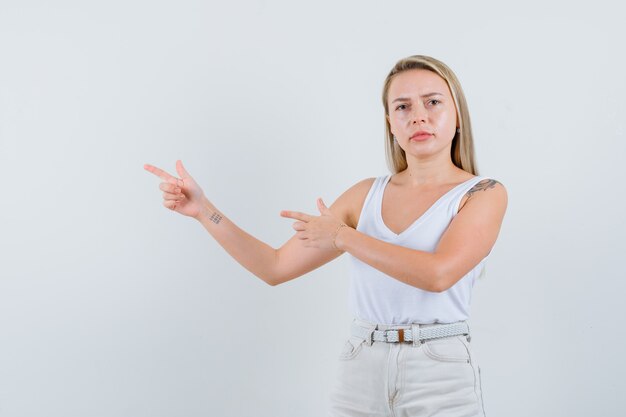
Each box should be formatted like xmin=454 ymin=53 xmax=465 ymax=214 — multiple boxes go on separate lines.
xmin=382 ymin=55 xmax=479 ymax=175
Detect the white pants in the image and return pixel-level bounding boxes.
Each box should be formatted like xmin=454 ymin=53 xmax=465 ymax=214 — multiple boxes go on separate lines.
xmin=328 ymin=318 xmax=487 ymax=417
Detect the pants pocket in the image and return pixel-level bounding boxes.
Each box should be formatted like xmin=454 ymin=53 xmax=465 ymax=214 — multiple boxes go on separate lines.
xmin=422 ymin=335 xmax=471 ymax=363
xmin=338 ymin=335 xmax=366 ymax=361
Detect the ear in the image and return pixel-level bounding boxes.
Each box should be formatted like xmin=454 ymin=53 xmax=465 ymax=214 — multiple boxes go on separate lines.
xmin=386 ymin=114 xmax=394 ymax=136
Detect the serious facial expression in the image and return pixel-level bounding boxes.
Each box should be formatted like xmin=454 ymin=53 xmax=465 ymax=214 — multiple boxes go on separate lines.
xmin=386 ymin=69 xmax=458 ymax=157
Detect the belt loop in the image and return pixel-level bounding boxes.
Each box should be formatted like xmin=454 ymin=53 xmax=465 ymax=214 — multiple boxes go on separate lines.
xmin=411 ymin=323 xmax=422 ymax=347
xmin=352 ymin=319 xmax=377 ymax=346
xmin=465 ymin=321 xmax=472 ymax=343
xmin=363 ymin=322 xmax=376 ymax=346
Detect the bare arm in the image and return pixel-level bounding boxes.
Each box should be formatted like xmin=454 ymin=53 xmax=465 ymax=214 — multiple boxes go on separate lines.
xmin=270 ymin=179 xmax=371 ymax=285
xmin=145 ymin=161 xmax=363 ymax=287
xmin=195 ymin=184 xmax=356 ymax=286
xmin=195 ymin=177 xmax=370 ymax=286
xmin=334 ymin=180 xmax=508 ymax=292
xmin=194 ymin=197 xmax=279 ymax=285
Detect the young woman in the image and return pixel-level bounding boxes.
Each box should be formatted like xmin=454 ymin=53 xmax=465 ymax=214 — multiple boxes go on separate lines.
xmin=144 ymin=55 xmax=507 ymax=417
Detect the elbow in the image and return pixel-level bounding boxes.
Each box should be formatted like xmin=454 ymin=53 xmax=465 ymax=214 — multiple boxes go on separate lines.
xmin=430 ymin=282 xmax=446 ymax=294
xmin=264 ymin=271 xmax=288 ymax=287
xmin=262 ymin=250 xmax=282 ymax=287
xmin=264 ymin=271 xmax=299 ymax=287
xmin=263 ymin=277 xmax=276 ymax=287
xmin=407 ymin=269 xmax=447 ymax=293
xmin=262 ymin=274 xmax=281 ymax=287
xmin=430 ymin=263 xmax=452 ymax=293
xmin=431 ymin=283 xmax=448 ymax=293
xmin=267 ymin=278 xmax=282 ymax=287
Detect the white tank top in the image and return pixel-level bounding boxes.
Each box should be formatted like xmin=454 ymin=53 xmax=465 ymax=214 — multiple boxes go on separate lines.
xmin=346 ymin=174 xmax=491 ymax=325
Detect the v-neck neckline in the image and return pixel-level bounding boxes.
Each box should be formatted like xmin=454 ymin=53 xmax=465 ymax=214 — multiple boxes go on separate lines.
xmin=377 ymin=174 xmax=479 ymax=237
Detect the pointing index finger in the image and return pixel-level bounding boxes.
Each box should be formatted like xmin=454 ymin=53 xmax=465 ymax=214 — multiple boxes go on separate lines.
xmin=144 ymin=163 xmax=175 ymax=182
xmin=280 ymin=210 xmax=311 ymax=222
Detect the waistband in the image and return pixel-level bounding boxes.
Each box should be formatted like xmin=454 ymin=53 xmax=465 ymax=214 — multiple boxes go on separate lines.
xmin=350 ymin=317 xmax=471 ymax=347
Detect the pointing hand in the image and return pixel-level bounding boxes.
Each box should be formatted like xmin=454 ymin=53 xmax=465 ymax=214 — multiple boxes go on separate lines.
xmin=280 ymin=198 xmax=347 ymax=251
xmin=144 ymin=160 xmax=206 ymax=219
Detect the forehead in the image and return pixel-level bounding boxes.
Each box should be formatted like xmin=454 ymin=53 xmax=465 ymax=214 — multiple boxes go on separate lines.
xmin=387 ymin=69 xmax=451 ymax=100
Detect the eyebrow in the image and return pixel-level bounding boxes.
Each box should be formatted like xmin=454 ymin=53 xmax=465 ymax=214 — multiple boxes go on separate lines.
xmin=391 ymin=93 xmax=443 ymax=103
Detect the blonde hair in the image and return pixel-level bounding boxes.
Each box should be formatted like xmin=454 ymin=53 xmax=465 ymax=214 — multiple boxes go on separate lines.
xmin=382 ymin=55 xmax=479 ymax=175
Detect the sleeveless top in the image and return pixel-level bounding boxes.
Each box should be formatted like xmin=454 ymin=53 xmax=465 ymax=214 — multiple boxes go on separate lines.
xmin=346 ymin=174 xmax=491 ymax=325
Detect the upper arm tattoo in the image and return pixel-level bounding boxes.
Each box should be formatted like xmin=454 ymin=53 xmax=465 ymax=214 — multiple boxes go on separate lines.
xmin=465 ymin=179 xmax=502 ymax=200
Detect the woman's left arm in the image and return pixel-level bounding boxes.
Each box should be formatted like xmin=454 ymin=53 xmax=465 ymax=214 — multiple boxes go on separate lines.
xmin=335 ymin=181 xmax=508 ymax=293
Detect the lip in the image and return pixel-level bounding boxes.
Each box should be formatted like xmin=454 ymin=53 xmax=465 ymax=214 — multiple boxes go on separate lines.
xmin=410 ymin=131 xmax=433 ymax=141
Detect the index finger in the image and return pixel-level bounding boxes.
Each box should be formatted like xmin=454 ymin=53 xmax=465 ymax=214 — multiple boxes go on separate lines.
xmin=280 ymin=210 xmax=312 ymax=222
xmin=144 ymin=163 xmax=175 ymax=182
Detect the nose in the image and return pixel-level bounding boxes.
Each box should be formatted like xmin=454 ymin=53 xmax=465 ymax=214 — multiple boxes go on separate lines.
xmin=410 ymin=106 xmax=427 ymax=124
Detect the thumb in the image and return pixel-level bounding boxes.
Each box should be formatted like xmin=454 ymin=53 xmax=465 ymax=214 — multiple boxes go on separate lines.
xmin=317 ymin=197 xmax=331 ymax=214
xmin=176 ymin=159 xmax=191 ymax=179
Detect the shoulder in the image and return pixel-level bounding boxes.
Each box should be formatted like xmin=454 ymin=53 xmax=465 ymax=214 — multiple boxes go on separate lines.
xmin=340 ymin=177 xmax=378 ymax=199
xmin=351 ymin=176 xmax=379 ymax=194
xmin=461 ymin=178 xmax=508 ymax=213
xmin=468 ymin=178 xmax=507 ymax=195
xmin=329 ymin=177 xmax=378 ymax=229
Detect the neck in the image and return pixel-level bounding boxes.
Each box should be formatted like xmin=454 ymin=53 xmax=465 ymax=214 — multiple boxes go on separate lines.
xmin=399 ymin=153 xmax=462 ymax=187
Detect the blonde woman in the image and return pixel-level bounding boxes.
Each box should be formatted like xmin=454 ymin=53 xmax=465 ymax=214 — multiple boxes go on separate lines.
xmin=144 ymin=55 xmax=507 ymax=417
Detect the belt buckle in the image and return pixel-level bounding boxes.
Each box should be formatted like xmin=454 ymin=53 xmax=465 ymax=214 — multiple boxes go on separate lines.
xmin=384 ymin=329 xmax=405 ymax=343
xmin=382 ymin=330 xmax=392 ymax=343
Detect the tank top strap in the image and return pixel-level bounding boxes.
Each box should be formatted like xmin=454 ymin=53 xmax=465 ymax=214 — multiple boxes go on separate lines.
xmin=450 ymin=175 xmax=492 ymax=214
xmin=354 ymin=175 xmax=387 ymax=231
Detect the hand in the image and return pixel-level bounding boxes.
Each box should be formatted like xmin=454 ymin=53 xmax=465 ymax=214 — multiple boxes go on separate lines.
xmin=144 ymin=160 xmax=207 ymax=219
xmin=280 ymin=198 xmax=347 ymax=251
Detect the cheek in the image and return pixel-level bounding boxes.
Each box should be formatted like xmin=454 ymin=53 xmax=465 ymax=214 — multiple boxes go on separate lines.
xmin=435 ymin=109 xmax=456 ymax=130
xmin=390 ymin=112 xmax=409 ymax=126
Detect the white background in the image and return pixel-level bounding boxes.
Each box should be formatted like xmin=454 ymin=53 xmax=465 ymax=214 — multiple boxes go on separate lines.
xmin=1 ymin=0 xmax=624 ymax=416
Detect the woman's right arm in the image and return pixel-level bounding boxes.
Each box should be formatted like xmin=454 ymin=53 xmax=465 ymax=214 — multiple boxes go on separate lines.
xmin=145 ymin=160 xmax=366 ymax=286
xmin=194 ymin=196 xmax=347 ymax=286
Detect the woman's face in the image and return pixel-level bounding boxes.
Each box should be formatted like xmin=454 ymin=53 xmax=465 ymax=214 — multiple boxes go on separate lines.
xmin=386 ymin=69 xmax=458 ymax=159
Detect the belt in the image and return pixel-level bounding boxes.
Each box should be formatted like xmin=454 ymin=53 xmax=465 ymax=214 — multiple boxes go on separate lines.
xmin=351 ymin=320 xmax=470 ymax=346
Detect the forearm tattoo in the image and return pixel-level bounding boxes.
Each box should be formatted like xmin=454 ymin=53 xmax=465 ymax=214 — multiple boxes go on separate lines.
xmin=466 ymin=179 xmax=501 ymax=199
xmin=209 ymin=211 xmax=223 ymax=224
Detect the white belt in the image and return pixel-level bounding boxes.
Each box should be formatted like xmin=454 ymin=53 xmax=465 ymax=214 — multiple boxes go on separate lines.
xmin=351 ymin=320 xmax=470 ymax=346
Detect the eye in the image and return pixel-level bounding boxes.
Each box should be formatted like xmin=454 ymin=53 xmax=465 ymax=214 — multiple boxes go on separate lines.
xmin=395 ymin=104 xmax=408 ymax=111
xmin=428 ymin=99 xmax=441 ymax=106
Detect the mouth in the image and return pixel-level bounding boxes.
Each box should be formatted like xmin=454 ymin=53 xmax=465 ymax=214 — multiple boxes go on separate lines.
xmin=410 ymin=132 xmax=433 ymax=141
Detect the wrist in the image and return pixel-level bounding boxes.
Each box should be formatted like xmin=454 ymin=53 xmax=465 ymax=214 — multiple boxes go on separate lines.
xmin=333 ymin=224 xmax=351 ymax=252
xmin=195 ymin=196 xmax=215 ymax=222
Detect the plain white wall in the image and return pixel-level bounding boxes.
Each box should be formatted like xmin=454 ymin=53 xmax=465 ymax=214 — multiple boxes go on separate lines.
xmin=1 ymin=0 xmax=624 ymax=416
